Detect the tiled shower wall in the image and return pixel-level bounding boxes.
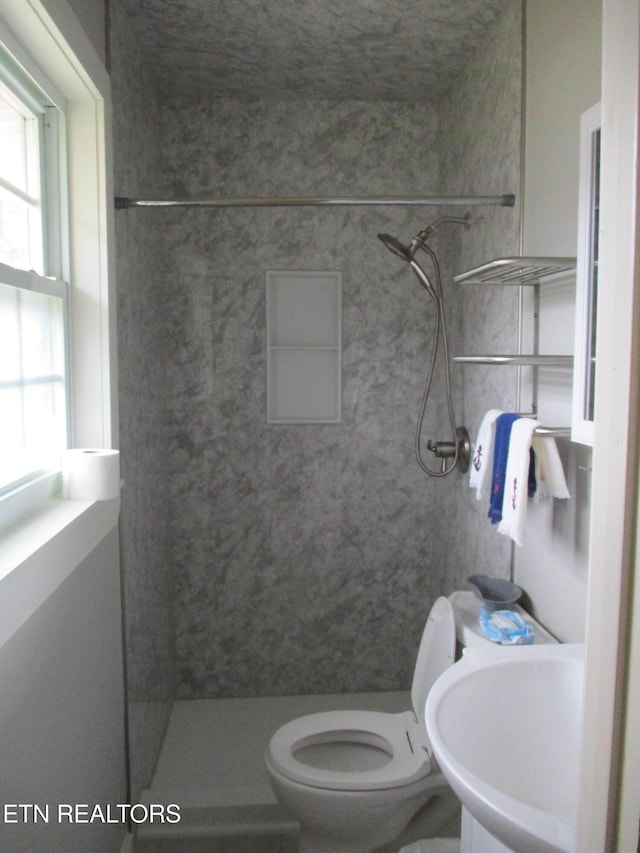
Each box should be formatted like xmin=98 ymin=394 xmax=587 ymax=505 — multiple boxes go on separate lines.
xmin=112 ymin=0 xmax=522 ymax=720
xmin=160 ymin=0 xmax=522 ymax=700
xmin=111 ymin=4 xmax=176 ymax=800
xmin=160 ymin=100 xmax=456 ymax=698
xmin=437 ymin=0 xmax=522 ymax=589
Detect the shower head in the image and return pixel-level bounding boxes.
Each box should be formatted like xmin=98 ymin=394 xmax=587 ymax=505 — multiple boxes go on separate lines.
xmin=377 ymin=232 xmax=414 ymax=261
xmin=378 ymin=232 xmax=437 ymax=298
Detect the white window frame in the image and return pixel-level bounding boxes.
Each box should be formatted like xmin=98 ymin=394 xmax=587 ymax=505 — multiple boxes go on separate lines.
xmin=0 ymin=0 xmax=117 ymax=531
xmin=0 ymin=68 xmax=45 ymax=275
xmin=0 ymin=0 xmax=118 ymax=643
xmin=0 ymin=263 xmax=71 ymax=495
xmin=0 ymin=46 xmax=71 ymax=506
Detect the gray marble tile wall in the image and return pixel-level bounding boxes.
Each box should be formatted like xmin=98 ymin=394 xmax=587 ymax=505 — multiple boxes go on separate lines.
xmin=111 ymin=0 xmax=523 ymax=711
xmin=158 ymin=99 xmax=465 ymax=698
xmin=437 ymin=0 xmax=523 ymax=589
xmin=155 ymin=73 xmax=520 ymax=698
xmin=159 ymin=7 xmax=522 ymax=699
xmin=110 ymin=3 xmax=176 ymax=800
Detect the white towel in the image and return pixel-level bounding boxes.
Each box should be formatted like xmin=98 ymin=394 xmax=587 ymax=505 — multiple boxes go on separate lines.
xmin=497 ymin=418 xmax=540 ymax=546
xmin=532 ymin=435 xmax=571 ymax=500
xmin=469 ymin=409 xmax=503 ymax=501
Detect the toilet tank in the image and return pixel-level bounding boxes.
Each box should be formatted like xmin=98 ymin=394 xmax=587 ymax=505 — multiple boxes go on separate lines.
xmin=449 ymin=590 xmax=558 ymax=651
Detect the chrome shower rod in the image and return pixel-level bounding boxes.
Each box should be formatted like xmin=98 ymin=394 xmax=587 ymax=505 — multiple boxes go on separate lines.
xmin=115 ymin=194 xmax=515 ymax=210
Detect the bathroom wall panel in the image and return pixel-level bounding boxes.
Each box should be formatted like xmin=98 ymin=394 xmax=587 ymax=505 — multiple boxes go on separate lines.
xmin=110 ymin=2 xmax=176 ymax=799
xmin=437 ymin=0 xmax=523 ymax=592
xmin=159 ymin=99 xmax=457 ymax=698
xmin=111 ymin=0 xmax=522 ymax=703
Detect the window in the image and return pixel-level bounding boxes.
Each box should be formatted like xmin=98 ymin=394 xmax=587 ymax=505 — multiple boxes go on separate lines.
xmin=0 ymin=76 xmax=43 ymax=271
xmin=0 ymin=0 xmax=114 ymax=534
xmin=0 ymin=52 xmax=69 ymax=498
xmin=0 ymin=0 xmax=118 ymax=640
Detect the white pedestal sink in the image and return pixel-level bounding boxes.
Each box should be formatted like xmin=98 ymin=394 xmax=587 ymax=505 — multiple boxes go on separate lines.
xmin=425 ymin=642 xmax=584 ymax=853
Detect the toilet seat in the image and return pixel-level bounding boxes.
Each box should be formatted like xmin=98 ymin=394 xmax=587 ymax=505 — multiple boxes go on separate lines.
xmin=266 ymin=596 xmax=456 ymax=793
xmin=267 ymin=709 xmax=430 ymax=791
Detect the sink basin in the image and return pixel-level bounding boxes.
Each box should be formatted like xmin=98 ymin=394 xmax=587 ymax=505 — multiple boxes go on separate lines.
xmin=425 ymin=642 xmax=584 ymax=853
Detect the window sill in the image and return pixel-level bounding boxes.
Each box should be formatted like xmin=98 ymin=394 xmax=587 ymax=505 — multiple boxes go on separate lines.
xmin=0 ymin=496 xmax=120 ymax=649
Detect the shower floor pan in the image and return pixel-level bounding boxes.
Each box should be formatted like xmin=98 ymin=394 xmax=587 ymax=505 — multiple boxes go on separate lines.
xmin=137 ymin=690 xmax=410 ymax=843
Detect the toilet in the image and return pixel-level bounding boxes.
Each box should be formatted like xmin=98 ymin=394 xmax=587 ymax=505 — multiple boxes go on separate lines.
xmin=264 ymin=596 xmax=457 ymax=853
xmin=265 ymin=591 xmax=557 ymax=853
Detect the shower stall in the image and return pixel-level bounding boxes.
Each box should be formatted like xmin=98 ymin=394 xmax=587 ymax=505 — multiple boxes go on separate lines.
xmin=110 ymin=0 xmax=523 ymax=847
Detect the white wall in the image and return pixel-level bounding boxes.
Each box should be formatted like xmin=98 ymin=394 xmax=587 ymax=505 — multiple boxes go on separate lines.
xmin=0 ymin=529 xmax=127 ymax=853
xmin=515 ymin=0 xmax=602 ymax=642
xmin=578 ymin=0 xmax=640 ymax=845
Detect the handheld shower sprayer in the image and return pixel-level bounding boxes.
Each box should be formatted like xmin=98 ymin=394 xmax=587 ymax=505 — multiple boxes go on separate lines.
xmin=409 ymin=260 xmax=438 ymax=299
xmin=376 ymin=233 xmax=413 ymax=261
xmin=377 ymin=215 xmax=472 ymax=477
xmin=377 ymin=233 xmax=439 ymax=298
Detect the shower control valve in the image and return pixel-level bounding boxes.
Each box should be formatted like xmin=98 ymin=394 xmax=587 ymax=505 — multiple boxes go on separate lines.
xmin=426 ymin=438 xmax=456 ymax=474
xmin=426 ymin=438 xmax=456 ymax=457
xmin=425 ymin=427 xmax=471 ymax=474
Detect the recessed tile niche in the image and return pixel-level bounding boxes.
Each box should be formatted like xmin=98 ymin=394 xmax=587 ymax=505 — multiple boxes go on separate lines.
xmin=266 ymin=270 xmax=342 ymax=423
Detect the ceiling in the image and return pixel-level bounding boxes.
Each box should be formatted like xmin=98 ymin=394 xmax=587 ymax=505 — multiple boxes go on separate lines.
xmin=120 ymin=0 xmax=512 ymax=102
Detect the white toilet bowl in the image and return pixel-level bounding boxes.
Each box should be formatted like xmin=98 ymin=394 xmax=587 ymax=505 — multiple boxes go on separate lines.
xmin=264 ymin=597 xmax=457 ymax=853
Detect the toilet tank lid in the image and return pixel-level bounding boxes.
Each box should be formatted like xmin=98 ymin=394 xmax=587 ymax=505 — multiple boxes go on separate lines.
xmin=411 ymin=596 xmax=456 ymax=724
xmin=449 ymin=590 xmax=559 ymax=647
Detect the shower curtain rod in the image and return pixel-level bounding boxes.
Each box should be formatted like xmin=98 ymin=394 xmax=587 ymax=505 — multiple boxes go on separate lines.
xmin=114 ymin=193 xmax=515 ymax=210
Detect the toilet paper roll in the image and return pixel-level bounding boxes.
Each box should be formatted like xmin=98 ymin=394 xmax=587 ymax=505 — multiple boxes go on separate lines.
xmin=62 ymin=449 xmax=121 ymax=501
